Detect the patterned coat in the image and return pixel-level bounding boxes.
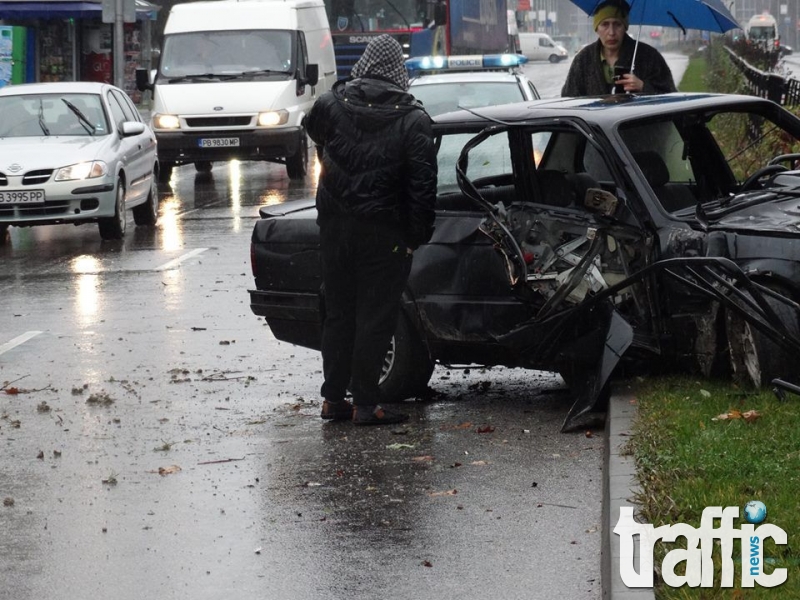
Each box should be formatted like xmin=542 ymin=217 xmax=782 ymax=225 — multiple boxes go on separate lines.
xmin=561 ymin=35 xmax=677 ymax=97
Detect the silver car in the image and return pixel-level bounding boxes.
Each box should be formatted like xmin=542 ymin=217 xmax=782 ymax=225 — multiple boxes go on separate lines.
xmin=0 ymin=81 xmax=159 ymax=243
xmin=406 ymin=54 xmax=540 ymax=117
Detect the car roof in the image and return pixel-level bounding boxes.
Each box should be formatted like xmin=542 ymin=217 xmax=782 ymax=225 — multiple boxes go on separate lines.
xmin=0 ymin=81 xmax=112 ymax=97
xmin=431 ymin=92 xmax=784 ymax=127
xmin=410 ymin=70 xmax=528 ymax=86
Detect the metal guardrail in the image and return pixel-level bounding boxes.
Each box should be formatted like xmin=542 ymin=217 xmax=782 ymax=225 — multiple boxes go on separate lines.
xmin=725 ymin=46 xmax=800 ymax=106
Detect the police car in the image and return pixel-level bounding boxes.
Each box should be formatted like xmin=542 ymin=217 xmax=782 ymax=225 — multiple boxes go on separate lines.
xmin=406 ymin=54 xmax=540 ymax=117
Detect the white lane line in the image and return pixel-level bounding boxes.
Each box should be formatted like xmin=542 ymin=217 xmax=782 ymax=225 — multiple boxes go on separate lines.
xmin=0 ymin=331 xmax=43 ymax=356
xmin=154 ymin=248 xmax=209 ymax=272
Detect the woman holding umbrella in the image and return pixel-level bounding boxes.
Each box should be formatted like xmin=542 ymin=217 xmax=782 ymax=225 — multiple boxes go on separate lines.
xmin=562 ymin=0 xmax=676 ymax=96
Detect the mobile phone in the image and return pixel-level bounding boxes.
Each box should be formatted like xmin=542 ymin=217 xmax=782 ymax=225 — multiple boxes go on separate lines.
xmin=613 ymin=65 xmax=630 ymax=81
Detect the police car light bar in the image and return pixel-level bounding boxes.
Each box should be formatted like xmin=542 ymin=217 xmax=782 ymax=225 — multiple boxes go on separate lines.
xmin=405 ymin=54 xmax=528 ymax=73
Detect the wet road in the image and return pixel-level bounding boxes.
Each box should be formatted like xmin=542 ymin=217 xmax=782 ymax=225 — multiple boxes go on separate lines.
xmin=0 ymin=55 xmax=688 ymax=598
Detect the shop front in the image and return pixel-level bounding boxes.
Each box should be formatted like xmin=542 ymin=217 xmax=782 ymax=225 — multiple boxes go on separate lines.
xmin=0 ymin=0 xmax=159 ymax=102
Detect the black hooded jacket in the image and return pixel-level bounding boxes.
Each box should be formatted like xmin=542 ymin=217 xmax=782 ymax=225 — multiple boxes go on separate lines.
xmin=306 ymin=76 xmax=437 ymax=249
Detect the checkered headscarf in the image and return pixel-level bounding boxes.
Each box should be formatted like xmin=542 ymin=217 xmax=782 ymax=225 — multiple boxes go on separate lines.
xmin=350 ymin=34 xmax=409 ymax=91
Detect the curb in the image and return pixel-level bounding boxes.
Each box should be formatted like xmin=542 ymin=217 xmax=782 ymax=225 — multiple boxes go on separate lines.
xmin=602 ymin=383 xmax=655 ymax=600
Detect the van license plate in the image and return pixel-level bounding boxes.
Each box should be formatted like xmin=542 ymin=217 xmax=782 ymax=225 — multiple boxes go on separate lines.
xmin=0 ymin=189 xmax=46 ymax=204
xmin=198 ymin=138 xmax=240 ymax=148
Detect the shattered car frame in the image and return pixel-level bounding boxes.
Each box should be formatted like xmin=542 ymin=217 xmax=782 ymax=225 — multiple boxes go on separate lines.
xmin=249 ymin=93 xmax=800 ymax=431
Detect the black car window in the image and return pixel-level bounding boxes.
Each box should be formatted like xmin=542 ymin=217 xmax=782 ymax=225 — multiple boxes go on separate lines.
xmin=436 ymin=130 xmax=513 ymax=193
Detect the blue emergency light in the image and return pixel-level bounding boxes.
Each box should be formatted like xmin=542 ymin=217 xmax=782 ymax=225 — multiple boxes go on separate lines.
xmin=405 ymin=54 xmax=528 ymax=75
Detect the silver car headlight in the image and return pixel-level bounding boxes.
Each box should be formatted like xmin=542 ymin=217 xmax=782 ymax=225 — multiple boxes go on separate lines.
xmin=153 ymin=113 xmax=181 ymax=129
xmin=257 ymin=109 xmax=289 ymax=126
xmin=54 ymin=161 xmax=108 ymax=181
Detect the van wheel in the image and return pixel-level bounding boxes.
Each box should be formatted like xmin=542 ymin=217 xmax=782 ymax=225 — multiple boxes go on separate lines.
xmin=99 ymin=179 xmax=127 ymax=240
xmin=549 ymin=54 xmax=560 ymax=63
xmin=195 ymin=161 xmax=213 ymax=173
xmin=133 ymin=175 xmax=159 ymax=226
xmin=286 ymin=130 xmax=308 ymax=180
xmin=378 ymin=313 xmax=435 ymax=402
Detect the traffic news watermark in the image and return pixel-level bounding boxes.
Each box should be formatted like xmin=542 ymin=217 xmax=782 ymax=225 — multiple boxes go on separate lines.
xmin=614 ymin=502 xmax=788 ymax=588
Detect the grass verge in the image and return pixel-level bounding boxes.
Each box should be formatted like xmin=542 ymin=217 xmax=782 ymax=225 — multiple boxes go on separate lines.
xmin=678 ymin=53 xmax=709 ymax=93
xmin=629 ymin=375 xmax=800 ymax=598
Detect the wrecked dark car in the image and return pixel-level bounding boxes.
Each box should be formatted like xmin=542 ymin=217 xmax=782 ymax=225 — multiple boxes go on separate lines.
xmin=249 ymin=93 xmax=800 ymax=431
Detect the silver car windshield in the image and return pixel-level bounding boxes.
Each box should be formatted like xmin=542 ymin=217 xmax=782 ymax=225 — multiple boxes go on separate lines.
xmin=0 ymin=93 xmax=108 ymax=137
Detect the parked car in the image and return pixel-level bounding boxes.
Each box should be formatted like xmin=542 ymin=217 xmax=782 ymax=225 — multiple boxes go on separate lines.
xmin=249 ymin=93 xmax=800 ymax=431
xmin=406 ymin=54 xmax=540 ymax=117
xmin=0 ymin=81 xmax=159 ymax=243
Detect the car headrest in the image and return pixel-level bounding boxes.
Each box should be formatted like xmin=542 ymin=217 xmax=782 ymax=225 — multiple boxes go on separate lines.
xmin=537 ymin=169 xmax=574 ymax=207
xmin=633 ymin=151 xmax=669 ymax=188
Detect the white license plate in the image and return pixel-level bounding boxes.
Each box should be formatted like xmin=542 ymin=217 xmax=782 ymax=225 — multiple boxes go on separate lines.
xmin=0 ymin=189 xmax=46 ymax=204
xmin=198 ymin=138 xmax=240 ymax=148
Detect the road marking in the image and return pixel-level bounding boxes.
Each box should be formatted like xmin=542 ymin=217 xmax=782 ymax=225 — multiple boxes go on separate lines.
xmin=155 ymin=248 xmax=209 ymax=271
xmin=0 ymin=331 xmax=43 ymax=356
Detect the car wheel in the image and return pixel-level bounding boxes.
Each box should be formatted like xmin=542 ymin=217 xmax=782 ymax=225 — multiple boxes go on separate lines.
xmin=133 ymin=175 xmax=159 ymax=226
xmin=378 ymin=313 xmax=435 ymax=402
xmin=98 ymin=179 xmax=126 ymax=240
xmin=726 ymin=289 xmax=799 ymax=387
xmin=158 ymin=162 xmax=174 ymax=183
xmin=286 ymin=130 xmax=308 ymax=180
xmin=195 ymin=161 xmax=213 ymax=173
xmin=549 ymin=54 xmax=559 ymax=63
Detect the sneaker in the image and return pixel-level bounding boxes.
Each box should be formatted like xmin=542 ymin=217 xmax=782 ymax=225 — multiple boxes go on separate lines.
xmin=320 ymin=399 xmax=353 ymax=421
xmin=352 ymin=404 xmax=409 ymax=426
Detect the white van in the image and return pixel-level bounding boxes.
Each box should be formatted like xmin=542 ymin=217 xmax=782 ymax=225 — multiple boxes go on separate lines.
xmin=518 ymin=32 xmax=568 ymax=63
xmin=136 ymin=0 xmax=336 ymax=180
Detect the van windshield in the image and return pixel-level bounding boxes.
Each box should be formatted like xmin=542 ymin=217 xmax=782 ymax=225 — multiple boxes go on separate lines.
xmin=160 ymin=30 xmax=294 ymax=78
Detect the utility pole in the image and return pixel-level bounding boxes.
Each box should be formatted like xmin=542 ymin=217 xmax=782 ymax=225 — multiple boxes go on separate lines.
xmin=102 ymin=0 xmax=136 ymax=89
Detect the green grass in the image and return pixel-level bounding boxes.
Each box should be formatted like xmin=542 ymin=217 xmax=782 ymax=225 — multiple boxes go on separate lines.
xmin=678 ymin=54 xmax=709 ymax=93
xmin=630 ymin=376 xmax=800 ymax=598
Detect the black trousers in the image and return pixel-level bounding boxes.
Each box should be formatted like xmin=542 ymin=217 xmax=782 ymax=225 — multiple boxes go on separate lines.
xmin=319 ymin=217 xmax=412 ymax=406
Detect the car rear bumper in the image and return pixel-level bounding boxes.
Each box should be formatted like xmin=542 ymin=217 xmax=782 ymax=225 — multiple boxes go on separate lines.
xmin=156 ymin=127 xmax=303 ymax=163
xmin=249 ymin=289 xmax=322 ymax=351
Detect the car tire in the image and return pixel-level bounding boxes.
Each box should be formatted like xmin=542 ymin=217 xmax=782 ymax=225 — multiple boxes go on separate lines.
xmin=378 ymin=312 xmax=435 ymax=402
xmin=726 ymin=289 xmax=799 ymax=388
xmin=133 ymin=175 xmax=159 ymax=226
xmin=286 ymin=130 xmax=308 ymax=180
xmin=98 ymin=179 xmax=126 ymax=240
xmin=158 ymin=162 xmax=174 ymax=183
xmin=195 ymin=161 xmax=213 ymax=173
xmin=549 ymin=54 xmax=559 ymax=63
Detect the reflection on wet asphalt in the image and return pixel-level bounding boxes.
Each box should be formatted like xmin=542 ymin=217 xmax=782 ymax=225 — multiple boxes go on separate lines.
xmin=1 ymin=149 xmax=601 ymax=598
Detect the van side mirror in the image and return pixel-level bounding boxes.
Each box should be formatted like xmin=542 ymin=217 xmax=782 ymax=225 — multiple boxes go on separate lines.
xmin=434 ymin=0 xmax=447 ymax=26
xmin=135 ymin=68 xmax=153 ymax=92
xmin=305 ymin=63 xmax=319 ymax=86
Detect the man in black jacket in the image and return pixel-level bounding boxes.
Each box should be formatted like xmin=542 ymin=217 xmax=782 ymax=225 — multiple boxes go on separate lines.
xmin=561 ymin=0 xmax=676 ymax=97
xmin=306 ymin=35 xmax=437 ymax=425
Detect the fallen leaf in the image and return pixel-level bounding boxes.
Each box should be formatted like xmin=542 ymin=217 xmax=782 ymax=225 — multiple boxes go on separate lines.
xmin=4 ymin=387 xmax=20 ymax=395
xmin=412 ymin=455 xmax=435 ymax=462
xmin=440 ymin=422 xmax=473 ymax=431
xmin=429 ymin=489 xmax=458 ymax=497
xmin=470 ymin=460 xmax=488 ymax=466
xmin=422 ymin=560 xmax=433 ymax=568
xmin=742 ymin=410 xmax=761 ymax=423
xmin=157 ymin=465 xmax=181 ymax=476
xmin=699 ymin=389 xmax=711 ymax=398
xmin=3 ymin=497 xmax=14 ymax=507
xmin=476 ymin=425 xmax=495 ymax=433
xmin=713 ymin=409 xmax=743 ymax=421
xmin=386 ymin=443 xmax=415 ymax=450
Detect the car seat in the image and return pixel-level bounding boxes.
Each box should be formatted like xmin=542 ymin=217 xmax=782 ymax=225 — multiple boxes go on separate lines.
xmin=633 ymin=151 xmax=696 ymax=212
